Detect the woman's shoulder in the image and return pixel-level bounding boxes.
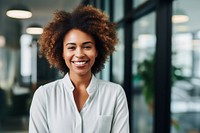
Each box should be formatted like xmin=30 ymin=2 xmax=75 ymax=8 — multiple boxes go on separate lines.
xmin=96 ymin=79 xmax=127 ymax=104
xmin=97 ymin=78 xmax=123 ymax=93
xmin=34 ymin=78 xmax=63 ymax=94
xmin=97 ymin=78 xmax=121 ymax=87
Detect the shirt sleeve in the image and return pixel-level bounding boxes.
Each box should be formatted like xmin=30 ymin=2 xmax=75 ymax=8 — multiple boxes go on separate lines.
xmin=29 ymin=86 xmax=49 ymax=133
xmin=111 ymin=86 xmax=130 ymax=133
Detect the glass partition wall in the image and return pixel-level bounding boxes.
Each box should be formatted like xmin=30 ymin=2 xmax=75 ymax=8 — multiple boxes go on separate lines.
xmin=132 ymin=12 xmax=156 ymax=133
xmin=171 ymin=0 xmax=200 ymax=132
xmin=112 ymin=28 xmax=125 ymax=84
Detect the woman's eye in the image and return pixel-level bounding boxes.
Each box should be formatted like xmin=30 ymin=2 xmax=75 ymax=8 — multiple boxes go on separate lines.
xmin=67 ymin=47 xmax=75 ymax=50
xmin=83 ymin=46 xmax=91 ymax=49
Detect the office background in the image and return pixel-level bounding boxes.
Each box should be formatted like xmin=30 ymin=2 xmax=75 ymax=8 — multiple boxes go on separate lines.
xmin=0 ymin=0 xmax=200 ymax=133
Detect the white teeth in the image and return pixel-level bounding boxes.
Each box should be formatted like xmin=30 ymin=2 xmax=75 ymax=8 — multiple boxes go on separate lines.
xmin=73 ymin=61 xmax=86 ymax=65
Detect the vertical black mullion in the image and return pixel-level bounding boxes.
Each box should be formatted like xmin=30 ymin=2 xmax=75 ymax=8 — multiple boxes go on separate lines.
xmin=154 ymin=0 xmax=172 ymax=133
xmin=109 ymin=0 xmax=114 ymax=82
xmin=93 ymin=0 xmax=97 ymax=7
xmin=100 ymin=0 xmax=105 ymax=10
xmin=124 ymin=0 xmax=133 ymax=132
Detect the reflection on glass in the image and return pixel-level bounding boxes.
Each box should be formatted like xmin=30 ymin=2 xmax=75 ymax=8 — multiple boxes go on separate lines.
xmin=112 ymin=27 xmax=124 ymax=84
xmin=171 ymin=0 xmax=200 ymax=133
xmin=133 ymin=0 xmax=148 ymax=8
xmin=132 ymin=12 xmax=155 ymax=133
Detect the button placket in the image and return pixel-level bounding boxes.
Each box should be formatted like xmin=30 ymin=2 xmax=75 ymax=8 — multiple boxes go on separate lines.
xmin=75 ymin=112 xmax=82 ymax=133
xmin=69 ymin=88 xmax=83 ymax=133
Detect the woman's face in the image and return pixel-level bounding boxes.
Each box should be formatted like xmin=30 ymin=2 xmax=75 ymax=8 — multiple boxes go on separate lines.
xmin=63 ymin=29 xmax=98 ymax=77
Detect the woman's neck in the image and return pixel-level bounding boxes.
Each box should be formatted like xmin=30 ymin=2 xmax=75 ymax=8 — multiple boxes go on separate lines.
xmin=69 ymin=72 xmax=92 ymax=90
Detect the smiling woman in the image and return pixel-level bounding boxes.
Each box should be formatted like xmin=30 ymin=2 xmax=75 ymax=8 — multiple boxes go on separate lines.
xmin=29 ymin=5 xmax=130 ymax=133
xmin=63 ymin=29 xmax=98 ymax=78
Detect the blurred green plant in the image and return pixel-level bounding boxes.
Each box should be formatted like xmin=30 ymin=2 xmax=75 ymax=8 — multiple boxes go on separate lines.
xmin=137 ymin=54 xmax=185 ymax=105
xmin=137 ymin=56 xmax=155 ymax=105
xmin=137 ymin=54 xmax=185 ymax=130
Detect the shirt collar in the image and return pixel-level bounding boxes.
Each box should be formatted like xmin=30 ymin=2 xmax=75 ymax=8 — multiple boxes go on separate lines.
xmin=62 ymin=73 xmax=98 ymax=96
xmin=86 ymin=74 xmax=98 ymax=96
xmin=62 ymin=73 xmax=74 ymax=90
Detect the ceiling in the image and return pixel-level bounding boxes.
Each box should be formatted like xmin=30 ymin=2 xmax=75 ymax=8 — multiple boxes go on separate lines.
xmin=0 ymin=0 xmax=82 ymax=40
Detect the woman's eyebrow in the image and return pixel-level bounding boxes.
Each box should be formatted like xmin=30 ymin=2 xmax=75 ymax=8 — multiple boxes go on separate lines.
xmin=82 ymin=41 xmax=93 ymax=45
xmin=65 ymin=43 xmax=76 ymax=46
xmin=65 ymin=41 xmax=93 ymax=46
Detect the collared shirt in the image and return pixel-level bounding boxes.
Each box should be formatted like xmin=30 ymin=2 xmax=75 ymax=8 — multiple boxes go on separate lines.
xmin=29 ymin=73 xmax=129 ymax=133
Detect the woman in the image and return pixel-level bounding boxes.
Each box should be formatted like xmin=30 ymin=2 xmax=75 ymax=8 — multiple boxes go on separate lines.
xmin=29 ymin=5 xmax=129 ymax=133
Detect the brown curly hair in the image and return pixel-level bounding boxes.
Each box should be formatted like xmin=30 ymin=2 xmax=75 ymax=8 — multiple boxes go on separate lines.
xmin=38 ymin=5 xmax=118 ymax=74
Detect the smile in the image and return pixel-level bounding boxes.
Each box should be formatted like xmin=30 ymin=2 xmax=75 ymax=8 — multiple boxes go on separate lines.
xmin=72 ymin=61 xmax=88 ymax=65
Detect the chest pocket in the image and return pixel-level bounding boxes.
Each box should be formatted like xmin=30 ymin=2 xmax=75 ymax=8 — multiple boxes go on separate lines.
xmin=96 ymin=115 xmax=113 ymax=133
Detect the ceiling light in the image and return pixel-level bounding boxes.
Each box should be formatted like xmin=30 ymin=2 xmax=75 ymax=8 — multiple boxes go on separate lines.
xmin=26 ymin=24 xmax=43 ymax=35
xmin=6 ymin=4 xmax=32 ymax=19
xmin=172 ymin=9 xmax=189 ymax=23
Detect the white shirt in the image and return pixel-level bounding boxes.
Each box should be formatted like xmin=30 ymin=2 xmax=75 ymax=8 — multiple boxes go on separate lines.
xmin=29 ymin=73 xmax=129 ymax=133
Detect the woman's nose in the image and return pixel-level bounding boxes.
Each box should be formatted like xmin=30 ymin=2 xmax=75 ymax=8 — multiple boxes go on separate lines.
xmin=75 ymin=48 xmax=85 ymax=58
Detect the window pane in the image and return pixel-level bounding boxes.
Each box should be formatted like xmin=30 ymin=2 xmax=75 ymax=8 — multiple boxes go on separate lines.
xmin=20 ymin=34 xmax=32 ymax=84
xmin=100 ymin=58 xmax=110 ymax=81
xmin=171 ymin=0 xmax=200 ymax=132
xmin=20 ymin=34 xmax=32 ymax=77
xmin=132 ymin=12 xmax=156 ymax=132
xmin=104 ymin=0 xmax=110 ymax=16
xmin=95 ymin=0 xmax=101 ymax=8
xmin=114 ymin=0 xmax=124 ymax=22
xmin=112 ymin=27 xmax=124 ymax=84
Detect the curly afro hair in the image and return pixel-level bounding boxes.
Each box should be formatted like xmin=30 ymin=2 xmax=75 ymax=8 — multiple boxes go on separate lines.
xmin=38 ymin=5 xmax=118 ymax=74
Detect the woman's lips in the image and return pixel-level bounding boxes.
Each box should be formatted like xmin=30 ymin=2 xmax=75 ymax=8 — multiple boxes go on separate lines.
xmin=72 ymin=61 xmax=89 ymax=66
